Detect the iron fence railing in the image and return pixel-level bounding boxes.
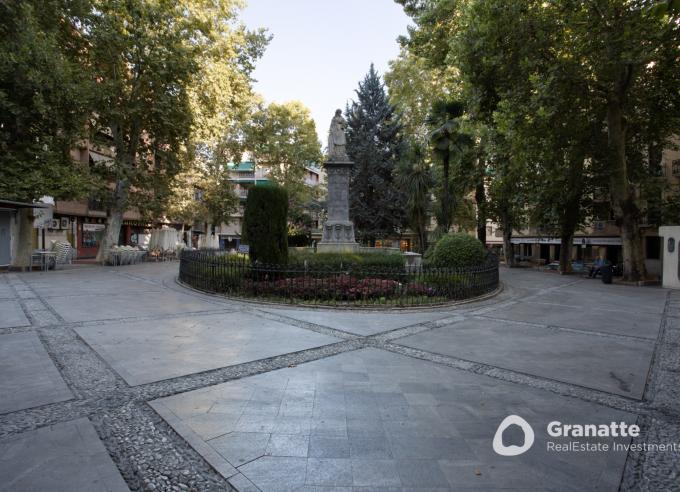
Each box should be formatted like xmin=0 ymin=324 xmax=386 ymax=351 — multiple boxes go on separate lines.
xmin=179 ymin=249 xmax=499 ymax=307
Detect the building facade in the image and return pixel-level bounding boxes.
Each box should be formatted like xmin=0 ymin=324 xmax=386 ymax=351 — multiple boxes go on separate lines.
xmin=214 ymin=162 xmax=325 ymax=251
xmin=485 ymin=139 xmax=680 ymax=278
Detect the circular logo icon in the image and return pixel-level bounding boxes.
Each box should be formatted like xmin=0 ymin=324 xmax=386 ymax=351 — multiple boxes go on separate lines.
xmin=493 ymin=415 xmax=535 ymax=456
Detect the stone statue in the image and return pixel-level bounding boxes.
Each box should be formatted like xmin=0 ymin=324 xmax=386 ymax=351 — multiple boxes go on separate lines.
xmin=318 ymin=108 xmax=357 ymax=252
xmin=328 ymin=109 xmax=348 ymax=160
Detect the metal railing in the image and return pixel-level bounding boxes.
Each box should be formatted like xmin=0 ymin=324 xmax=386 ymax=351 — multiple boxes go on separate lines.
xmin=179 ymin=250 xmax=499 ymax=307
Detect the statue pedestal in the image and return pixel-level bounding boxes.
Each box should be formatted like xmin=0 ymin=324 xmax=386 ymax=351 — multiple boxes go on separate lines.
xmin=318 ymin=159 xmax=359 ymax=253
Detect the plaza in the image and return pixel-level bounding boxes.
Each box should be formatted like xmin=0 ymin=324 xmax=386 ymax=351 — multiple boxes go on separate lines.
xmin=1 ymin=262 xmax=678 ymax=491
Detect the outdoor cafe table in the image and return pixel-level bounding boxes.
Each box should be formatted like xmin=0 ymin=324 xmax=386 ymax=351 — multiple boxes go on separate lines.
xmin=31 ymin=250 xmax=57 ymax=271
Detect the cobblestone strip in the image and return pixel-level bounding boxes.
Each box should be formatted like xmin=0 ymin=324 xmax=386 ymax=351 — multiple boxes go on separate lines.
xmin=620 ymin=291 xmax=680 ymax=491
xmin=379 ymin=341 xmax=649 ymax=416
xmin=471 ymin=314 xmax=655 ymax=342
xmin=245 ymin=308 xmax=362 ymax=340
xmin=34 ymin=307 xmax=240 ymax=331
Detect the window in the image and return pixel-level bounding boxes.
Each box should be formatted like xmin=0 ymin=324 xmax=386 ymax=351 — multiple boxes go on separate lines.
xmin=646 ymin=236 xmax=661 ymax=260
xmin=672 ymin=159 xmax=680 ymax=176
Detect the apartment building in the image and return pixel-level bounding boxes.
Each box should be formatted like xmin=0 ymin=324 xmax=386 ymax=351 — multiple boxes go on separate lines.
xmin=486 ymin=139 xmax=680 ymax=278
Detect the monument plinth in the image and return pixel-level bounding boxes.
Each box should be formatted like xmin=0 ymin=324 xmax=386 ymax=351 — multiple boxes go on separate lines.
xmin=317 ymin=110 xmax=359 ymax=253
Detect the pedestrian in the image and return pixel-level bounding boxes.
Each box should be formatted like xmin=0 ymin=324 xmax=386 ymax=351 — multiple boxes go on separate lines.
xmin=589 ymin=255 xmax=604 ymax=278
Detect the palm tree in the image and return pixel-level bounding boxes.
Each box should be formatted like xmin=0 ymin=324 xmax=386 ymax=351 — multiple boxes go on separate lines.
xmin=399 ymin=143 xmax=433 ymax=254
xmin=426 ymin=100 xmax=473 ymax=232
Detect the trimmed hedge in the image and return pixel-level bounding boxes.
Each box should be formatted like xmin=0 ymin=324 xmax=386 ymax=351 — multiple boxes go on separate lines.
xmin=427 ymin=233 xmax=486 ymax=268
xmin=288 ymin=250 xmax=404 ymax=270
xmin=242 ymin=185 xmax=289 ymax=264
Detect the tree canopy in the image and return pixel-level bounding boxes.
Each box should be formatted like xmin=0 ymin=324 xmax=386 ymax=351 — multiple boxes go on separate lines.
xmin=0 ymin=0 xmax=93 ymax=202
xmin=346 ymin=64 xmax=407 ymax=244
xmin=397 ymin=0 xmax=680 ymax=279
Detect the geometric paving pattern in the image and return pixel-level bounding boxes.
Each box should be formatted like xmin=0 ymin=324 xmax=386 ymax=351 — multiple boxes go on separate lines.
xmin=1 ymin=263 xmax=676 ymax=492
xmin=152 ymin=348 xmax=635 ymax=491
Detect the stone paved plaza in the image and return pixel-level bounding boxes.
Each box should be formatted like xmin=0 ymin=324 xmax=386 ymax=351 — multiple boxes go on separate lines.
xmin=1 ymin=263 xmax=679 ymax=491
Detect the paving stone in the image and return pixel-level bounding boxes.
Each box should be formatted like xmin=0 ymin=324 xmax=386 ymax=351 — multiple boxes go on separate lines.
xmin=0 ymin=417 xmax=128 ymax=491
xmin=266 ymin=433 xmax=309 ymax=457
xmin=0 ymin=331 xmax=72 ymax=414
xmin=398 ymin=317 xmax=655 ymax=398
xmin=237 ymin=456 xmax=306 ymax=491
xmin=73 ymin=311 xmax=340 ymax=385
xmin=208 ymin=431 xmax=270 ymax=466
xmin=349 ymin=436 xmax=392 ymax=458
xmin=351 ymin=459 xmax=401 ymax=487
xmin=305 ymin=458 xmax=352 ymax=486
xmin=396 ymin=459 xmax=450 ymax=488
xmin=0 ymin=300 xmax=30 ymax=328
xmin=483 ymin=300 xmax=662 ymax=339
xmin=309 ymin=435 xmax=350 ymax=458
xmin=45 ymin=290 xmax=218 ymax=322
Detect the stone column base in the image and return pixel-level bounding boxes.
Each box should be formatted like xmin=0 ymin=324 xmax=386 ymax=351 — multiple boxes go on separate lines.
xmin=316 ymin=242 xmax=359 ymax=253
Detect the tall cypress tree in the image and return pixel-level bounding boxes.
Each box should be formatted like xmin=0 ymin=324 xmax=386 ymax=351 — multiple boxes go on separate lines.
xmin=346 ymin=64 xmax=406 ymax=245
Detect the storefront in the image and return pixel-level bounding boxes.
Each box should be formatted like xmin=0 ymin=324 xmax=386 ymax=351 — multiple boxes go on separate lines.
xmin=78 ymin=220 xmax=106 ymax=258
xmin=511 ymin=236 xmax=623 ymax=263
xmin=120 ymin=221 xmax=152 ymax=249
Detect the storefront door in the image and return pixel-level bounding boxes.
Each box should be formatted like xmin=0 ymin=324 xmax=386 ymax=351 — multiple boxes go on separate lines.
xmin=78 ymin=222 xmax=105 ymax=258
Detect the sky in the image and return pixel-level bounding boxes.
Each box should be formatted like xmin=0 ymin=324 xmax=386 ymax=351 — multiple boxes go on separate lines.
xmin=240 ymin=0 xmax=412 ymax=148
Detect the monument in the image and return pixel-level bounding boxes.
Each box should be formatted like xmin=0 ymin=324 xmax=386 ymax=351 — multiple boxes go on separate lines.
xmin=317 ymin=109 xmax=359 ymax=252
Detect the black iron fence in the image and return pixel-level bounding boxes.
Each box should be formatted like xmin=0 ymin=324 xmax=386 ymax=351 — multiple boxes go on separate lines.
xmin=179 ymin=249 xmax=499 ymax=307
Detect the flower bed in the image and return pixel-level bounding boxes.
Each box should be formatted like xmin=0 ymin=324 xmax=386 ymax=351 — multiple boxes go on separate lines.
xmin=179 ymin=250 xmax=499 ymax=307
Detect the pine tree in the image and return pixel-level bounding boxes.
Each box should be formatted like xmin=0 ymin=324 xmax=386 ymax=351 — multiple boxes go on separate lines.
xmin=346 ymin=64 xmax=407 ymax=244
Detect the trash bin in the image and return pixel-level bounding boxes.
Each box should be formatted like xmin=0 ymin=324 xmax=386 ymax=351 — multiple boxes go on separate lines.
xmin=601 ymin=265 xmax=613 ymax=284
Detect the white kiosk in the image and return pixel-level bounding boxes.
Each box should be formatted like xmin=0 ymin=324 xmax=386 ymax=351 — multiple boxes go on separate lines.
xmin=659 ymin=226 xmax=680 ymax=289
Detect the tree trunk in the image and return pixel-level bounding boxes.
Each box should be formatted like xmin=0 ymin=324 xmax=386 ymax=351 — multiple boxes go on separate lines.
xmin=441 ymin=153 xmax=451 ymax=232
xmin=558 ymin=155 xmax=584 ymax=274
xmin=607 ymin=92 xmax=646 ymax=281
xmin=96 ymin=178 xmax=129 ymax=263
xmin=620 ymin=213 xmax=645 ymax=281
xmin=14 ymin=209 xmax=35 ymax=269
xmin=559 ymin=233 xmax=573 ymax=274
xmin=418 ymin=225 xmax=427 ymax=255
xmin=96 ymin=208 xmax=124 ymax=263
xmin=500 ymin=210 xmax=514 ymax=267
xmin=475 ymin=176 xmax=486 ymax=245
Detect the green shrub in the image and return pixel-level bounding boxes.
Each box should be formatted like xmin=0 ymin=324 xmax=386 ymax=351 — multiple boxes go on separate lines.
xmin=288 ymin=250 xmax=404 ymax=270
xmin=427 ymin=233 xmax=486 ymax=268
xmin=288 ymin=233 xmax=311 ymax=247
xmin=242 ymin=185 xmax=289 ymax=264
